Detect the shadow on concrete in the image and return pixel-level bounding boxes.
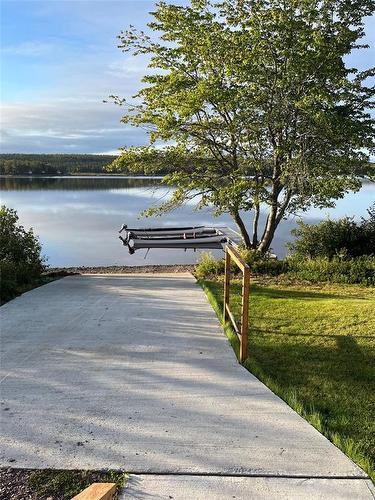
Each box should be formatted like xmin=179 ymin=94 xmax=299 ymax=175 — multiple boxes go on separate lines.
xmin=0 ymin=275 xmax=367 ymax=478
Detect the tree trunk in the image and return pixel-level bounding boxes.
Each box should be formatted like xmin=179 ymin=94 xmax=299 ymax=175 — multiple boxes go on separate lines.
xmin=257 ymin=168 xmax=285 ymax=253
xmin=257 ymin=189 xmax=292 ymax=253
xmin=252 ymin=202 xmax=260 ymax=247
xmin=257 ymin=207 xmax=277 ymax=253
xmin=232 ymin=209 xmax=252 ymax=248
xmin=258 ymin=225 xmax=277 ymax=253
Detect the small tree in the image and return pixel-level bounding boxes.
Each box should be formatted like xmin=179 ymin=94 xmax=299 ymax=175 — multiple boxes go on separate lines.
xmin=109 ymin=0 xmax=375 ymax=252
xmin=0 ymin=206 xmax=45 ymax=301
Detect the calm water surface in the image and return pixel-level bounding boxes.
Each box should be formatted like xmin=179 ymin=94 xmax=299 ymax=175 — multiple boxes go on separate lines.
xmin=1 ymin=176 xmax=374 ymax=267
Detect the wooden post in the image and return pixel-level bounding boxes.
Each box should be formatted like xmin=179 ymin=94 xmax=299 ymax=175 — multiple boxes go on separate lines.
xmin=240 ymin=266 xmax=250 ymax=363
xmin=223 ymin=248 xmax=231 ymax=322
xmin=223 ymin=244 xmax=250 ymax=364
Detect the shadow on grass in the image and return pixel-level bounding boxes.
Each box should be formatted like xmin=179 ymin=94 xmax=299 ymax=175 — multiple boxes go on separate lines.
xmin=253 ymin=328 xmax=374 ymax=340
xmin=249 ymin=339 xmax=375 ymax=397
xmin=199 ymin=279 xmax=375 ymax=482
xmin=236 ymin=282 xmax=370 ymax=301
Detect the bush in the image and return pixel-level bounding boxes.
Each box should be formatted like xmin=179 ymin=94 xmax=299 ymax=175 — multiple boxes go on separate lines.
xmin=195 ymin=248 xmax=375 ymax=286
xmin=0 ymin=206 xmax=46 ymax=302
xmin=284 ymin=203 xmax=375 ymax=285
xmin=195 ymin=252 xmax=225 ymax=279
xmin=195 ymin=210 xmax=375 ymax=286
xmin=361 ymin=202 xmax=375 ymax=253
xmin=195 ymin=249 xmax=285 ymax=279
xmin=240 ymin=249 xmax=287 ymax=276
xmin=288 ymin=203 xmax=375 ymax=259
xmin=285 ymin=255 xmax=375 ymax=285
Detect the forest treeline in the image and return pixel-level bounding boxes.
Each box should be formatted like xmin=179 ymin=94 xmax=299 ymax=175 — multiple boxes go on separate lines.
xmin=0 ymin=153 xmax=180 ymax=176
xmin=0 ymin=154 xmax=117 ymax=175
xmin=1 ymin=153 xmax=373 ymax=178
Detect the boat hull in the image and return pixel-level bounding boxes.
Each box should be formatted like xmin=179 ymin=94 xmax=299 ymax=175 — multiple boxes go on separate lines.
xmin=118 ymin=224 xmax=243 ymax=254
xmin=124 ymin=227 xmax=216 ymax=237
xmin=132 ymin=235 xmax=226 ymax=250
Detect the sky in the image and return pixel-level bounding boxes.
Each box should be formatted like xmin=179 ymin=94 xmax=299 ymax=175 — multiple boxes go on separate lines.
xmin=0 ymin=0 xmax=374 ymax=155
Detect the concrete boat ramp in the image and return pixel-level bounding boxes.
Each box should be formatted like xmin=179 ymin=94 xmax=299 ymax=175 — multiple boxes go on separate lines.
xmin=0 ymin=274 xmax=373 ymax=499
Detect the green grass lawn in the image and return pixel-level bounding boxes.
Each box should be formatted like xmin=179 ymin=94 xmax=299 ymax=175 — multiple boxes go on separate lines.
xmin=200 ymin=279 xmax=375 ymax=480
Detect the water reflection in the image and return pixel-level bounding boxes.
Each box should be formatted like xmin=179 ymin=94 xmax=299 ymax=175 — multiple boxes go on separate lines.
xmin=0 ymin=176 xmax=374 ymax=267
xmin=0 ymin=176 xmax=160 ymax=191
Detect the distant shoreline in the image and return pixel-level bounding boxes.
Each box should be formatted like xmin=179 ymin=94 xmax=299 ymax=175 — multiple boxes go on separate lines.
xmin=46 ymin=264 xmax=196 ymax=275
xmin=0 ymin=173 xmax=164 ymax=178
xmin=1 ymin=174 xmax=374 ymax=185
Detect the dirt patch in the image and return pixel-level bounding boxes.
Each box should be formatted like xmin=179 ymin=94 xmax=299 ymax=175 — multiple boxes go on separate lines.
xmin=0 ymin=468 xmax=127 ymax=500
xmin=0 ymin=468 xmax=34 ymax=500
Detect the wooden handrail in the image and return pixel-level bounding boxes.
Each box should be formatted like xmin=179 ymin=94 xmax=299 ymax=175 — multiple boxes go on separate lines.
xmin=223 ymin=244 xmax=250 ymax=363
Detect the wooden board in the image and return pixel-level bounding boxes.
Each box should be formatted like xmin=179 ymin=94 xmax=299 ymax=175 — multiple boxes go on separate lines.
xmin=72 ymin=483 xmax=116 ymax=500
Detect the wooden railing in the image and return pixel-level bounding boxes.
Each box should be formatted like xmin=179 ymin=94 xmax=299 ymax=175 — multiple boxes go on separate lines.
xmin=223 ymin=244 xmax=250 ymax=363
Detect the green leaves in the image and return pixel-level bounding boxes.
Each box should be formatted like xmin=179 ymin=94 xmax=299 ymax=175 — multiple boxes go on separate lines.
xmin=0 ymin=206 xmax=46 ymax=301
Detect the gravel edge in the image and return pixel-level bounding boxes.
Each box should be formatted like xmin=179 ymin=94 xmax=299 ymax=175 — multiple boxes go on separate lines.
xmin=45 ymin=264 xmax=196 ymax=275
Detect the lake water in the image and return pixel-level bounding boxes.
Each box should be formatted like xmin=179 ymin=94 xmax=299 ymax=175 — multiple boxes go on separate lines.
xmin=1 ymin=176 xmax=374 ymax=267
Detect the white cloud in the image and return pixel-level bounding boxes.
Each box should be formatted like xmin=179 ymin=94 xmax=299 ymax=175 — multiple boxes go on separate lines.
xmin=7 ymin=127 xmax=129 ymax=140
xmin=0 ymin=101 xmax=148 ymax=153
xmin=2 ymin=41 xmax=54 ymax=57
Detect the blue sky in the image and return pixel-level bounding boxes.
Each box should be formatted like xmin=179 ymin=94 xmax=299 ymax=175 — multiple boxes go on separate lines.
xmin=1 ymin=1 xmax=374 ymax=154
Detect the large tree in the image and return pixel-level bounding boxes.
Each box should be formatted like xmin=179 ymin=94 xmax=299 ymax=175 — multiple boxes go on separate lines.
xmin=109 ymin=0 xmax=375 ymax=252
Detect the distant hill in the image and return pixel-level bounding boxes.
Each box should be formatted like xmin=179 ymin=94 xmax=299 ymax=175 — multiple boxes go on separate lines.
xmin=0 ymin=154 xmax=118 ymax=175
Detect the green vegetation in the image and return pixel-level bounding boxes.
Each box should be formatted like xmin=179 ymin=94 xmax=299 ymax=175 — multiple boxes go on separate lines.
xmin=26 ymin=469 xmax=127 ymax=499
xmin=196 ymin=204 xmax=375 ymax=285
xmin=285 ymin=255 xmax=375 ymax=285
xmin=289 ymin=203 xmax=375 ymax=259
xmin=200 ymin=279 xmax=375 ymax=480
xmin=286 ymin=206 xmax=375 ymax=284
xmin=110 ymin=0 xmax=375 ymax=252
xmin=195 ymin=251 xmax=375 ymax=285
xmin=194 ymin=251 xmax=225 ymax=280
xmin=0 ymin=153 xmax=175 ymax=176
xmin=0 ymin=206 xmax=46 ymax=303
xmin=195 ymin=249 xmax=287 ymax=280
xmin=0 ymin=154 xmax=116 ymax=176
xmin=239 ymin=249 xmax=288 ymax=276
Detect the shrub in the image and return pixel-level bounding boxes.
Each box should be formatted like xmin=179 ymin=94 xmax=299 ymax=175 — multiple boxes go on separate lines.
xmin=195 ymin=251 xmax=225 ymax=279
xmin=288 ymin=203 xmax=375 ymax=259
xmin=0 ymin=206 xmax=46 ymax=302
xmin=195 ymin=249 xmax=285 ymax=279
xmin=240 ymin=249 xmax=287 ymax=276
xmin=285 ymin=255 xmax=375 ymax=285
xmin=361 ymin=202 xmax=375 ymax=254
xmin=289 ymin=218 xmax=363 ymax=258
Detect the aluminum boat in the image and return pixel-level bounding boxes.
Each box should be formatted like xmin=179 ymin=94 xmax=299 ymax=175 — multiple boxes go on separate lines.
xmin=118 ymin=224 xmax=242 ymax=254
